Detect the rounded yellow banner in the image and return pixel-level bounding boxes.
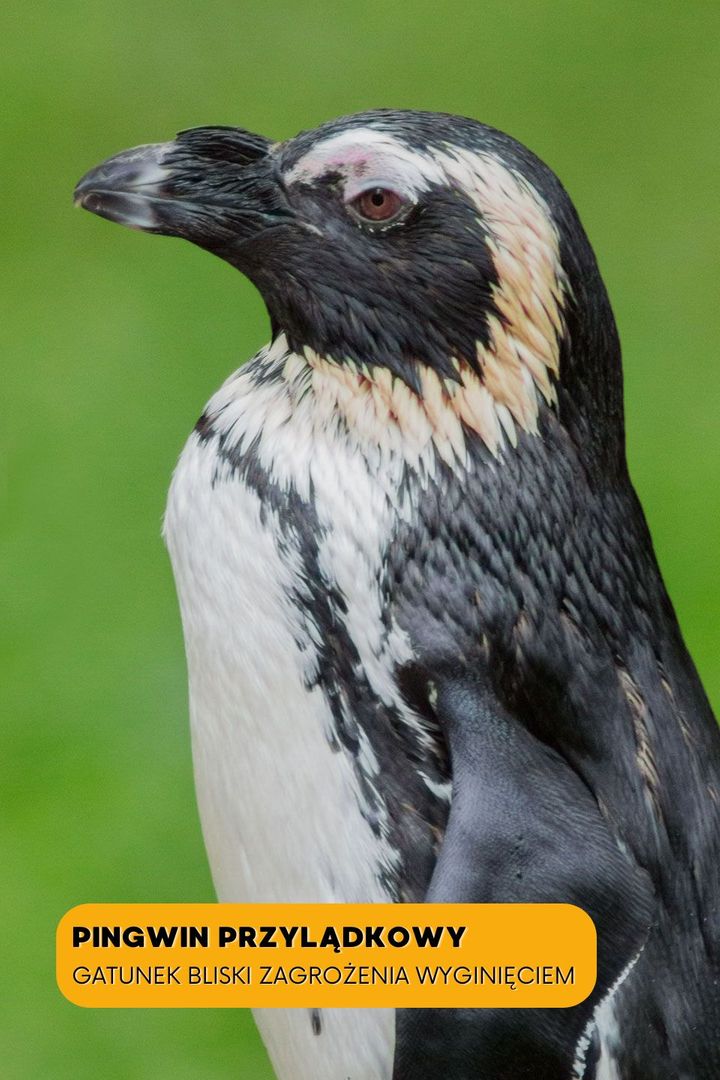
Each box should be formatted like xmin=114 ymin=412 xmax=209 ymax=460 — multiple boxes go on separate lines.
xmin=57 ymin=903 xmax=595 ymax=1008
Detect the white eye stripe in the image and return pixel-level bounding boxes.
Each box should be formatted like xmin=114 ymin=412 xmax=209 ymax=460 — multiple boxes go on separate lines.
xmin=285 ymin=127 xmax=567 ymax=408
xmin=285 ymin=128 xmax=444 ymax=198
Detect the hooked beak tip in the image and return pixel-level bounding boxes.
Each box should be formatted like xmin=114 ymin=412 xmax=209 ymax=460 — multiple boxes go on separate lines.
xmin=74 ymin=127 xmax=286 ymax=249
xmin=74 ymin=143 xmax=173 ymax=230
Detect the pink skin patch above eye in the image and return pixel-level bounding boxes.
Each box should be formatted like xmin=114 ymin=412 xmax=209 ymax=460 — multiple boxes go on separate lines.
xmin=287 ymin=130 xmax=444 ymax=199
xmin=316 ymin=149 xmax=373 ymax=181
xmin=336 ymin=150 xmax=372 ymax=177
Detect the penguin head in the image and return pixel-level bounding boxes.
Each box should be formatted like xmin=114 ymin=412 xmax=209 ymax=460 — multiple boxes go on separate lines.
xmin=75 ymin=110 xmax=621 ymax=462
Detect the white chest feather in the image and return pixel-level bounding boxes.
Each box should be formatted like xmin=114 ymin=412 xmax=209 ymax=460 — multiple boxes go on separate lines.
xmin=163 ymin=338 xmax=439 ymax=1079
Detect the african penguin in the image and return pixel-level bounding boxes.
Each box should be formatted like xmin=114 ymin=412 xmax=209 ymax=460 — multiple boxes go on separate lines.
xmin=75 ymin=110 xmax=720 ymax=1080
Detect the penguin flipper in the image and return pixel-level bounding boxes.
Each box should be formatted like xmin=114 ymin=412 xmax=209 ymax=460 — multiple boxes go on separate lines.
xmin=393 ymin=670 xmax=654 ymax=1080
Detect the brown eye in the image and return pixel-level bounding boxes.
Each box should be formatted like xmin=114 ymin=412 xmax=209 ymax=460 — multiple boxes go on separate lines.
xmin=350 ymin=187 xmax=407 ymax=224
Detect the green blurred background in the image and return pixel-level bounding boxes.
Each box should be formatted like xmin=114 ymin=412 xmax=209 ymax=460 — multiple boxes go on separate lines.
xmin=3 ymin=2 xmax=719 ymax=1077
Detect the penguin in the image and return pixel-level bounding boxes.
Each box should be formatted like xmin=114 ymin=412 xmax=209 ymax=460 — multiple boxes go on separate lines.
xmin=75 ymin=109 xmax=720 ymax=1080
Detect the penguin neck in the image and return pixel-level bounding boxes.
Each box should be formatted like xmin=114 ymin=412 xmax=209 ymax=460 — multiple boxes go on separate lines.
xmin=553 ymin=230 xmax=628 ymax=481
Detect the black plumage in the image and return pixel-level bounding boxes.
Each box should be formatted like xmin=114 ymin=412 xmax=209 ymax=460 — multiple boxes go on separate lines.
xmin=76 ymin=109 xmax=720 ymax=1080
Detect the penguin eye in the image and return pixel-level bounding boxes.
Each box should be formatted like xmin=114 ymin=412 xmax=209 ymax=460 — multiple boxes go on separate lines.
xmin=348 ymin=187 xmax=408 ymax=226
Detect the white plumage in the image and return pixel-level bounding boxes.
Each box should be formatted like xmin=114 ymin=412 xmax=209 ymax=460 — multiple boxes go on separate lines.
xmin=164 ymin=337 xmax=413 ymax=1079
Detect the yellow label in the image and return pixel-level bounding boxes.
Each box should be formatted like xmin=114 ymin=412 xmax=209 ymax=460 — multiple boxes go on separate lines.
xmin=57 ymin=903 xmax=595 ymax=1008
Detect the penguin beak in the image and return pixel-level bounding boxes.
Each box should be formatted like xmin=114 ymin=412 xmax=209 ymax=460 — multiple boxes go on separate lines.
xmin=74 ymin=127 xmax=291 ymax=251
xmin=74 ymin=142 xmax=175 ymax=232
